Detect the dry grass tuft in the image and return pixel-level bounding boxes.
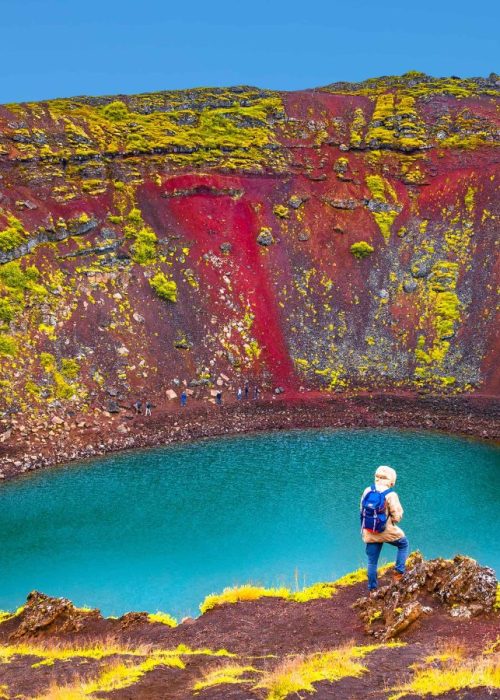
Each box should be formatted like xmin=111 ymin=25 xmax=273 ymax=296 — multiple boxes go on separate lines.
xmin=254 ymin=642 xmax=402 ymax=700
xmin=147 ymin=611 xmax=178 ymax=627
xmin=0 ymin=637 xmax=153 ymax=666
xmin=200 ymin=564 xmax=394 ymax=612
xmin=193 ymin=663 xmax=260 ymax=691
xmin=200 ymin=585 xmax=291 ymax=614
xmin=389 ymin=652 xmax=500 ymax=699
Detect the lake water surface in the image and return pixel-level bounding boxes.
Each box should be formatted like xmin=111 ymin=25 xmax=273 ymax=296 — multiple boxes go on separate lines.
xmin=0 ymin=429 xmax=498 ymax=618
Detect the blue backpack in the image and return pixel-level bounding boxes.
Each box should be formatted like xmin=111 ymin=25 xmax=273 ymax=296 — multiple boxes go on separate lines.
xmin=360 ymin=485 xmax=393 ymax=533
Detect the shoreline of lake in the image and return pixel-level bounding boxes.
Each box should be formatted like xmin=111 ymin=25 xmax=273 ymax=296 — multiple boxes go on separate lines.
xmin=0 ymin=391 xmax=498 ymax=483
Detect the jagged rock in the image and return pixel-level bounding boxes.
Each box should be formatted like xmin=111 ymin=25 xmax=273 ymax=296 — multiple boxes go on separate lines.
xmin=367 ymin=199 xmax=402 ymax=214
xmin=354 ymin=553 xmax=497 ymax=639
xmin=174 ymin=335 xmax=192 ymax=350
xmin=411 ymin=256 xmax=433 ymax=279
xmin=101 ymin=227 xmax=117 ymax=239
xmin=450 ymin=605 xmax=472 ymax=618
xmin=118 ymin=612 xmax=149 ymax=629
xmin=288 ymin=195 xmax=308 ymax=209
xmin=9 ymin=591 xmax=102 ymax=641
xmin=403 ymin=277 xmax=418 ymax=293
xmin=382 ymin=601 xmax=426 ymax=640
xmin=15 ymin=200 xmax=37 ymax=210
xmin=257 ymin=228 xmax=274 ymax=246
xmin=107 ymin=400 xmax=120 ymax=413
xmin=324 ymin=198 xmax=361 ymax=210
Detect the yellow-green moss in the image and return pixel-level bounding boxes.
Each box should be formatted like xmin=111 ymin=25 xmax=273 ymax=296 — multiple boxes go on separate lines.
xmin=149 ymin=272 xmax=178 ymax=302
xmin=41 ymin=91 xmax=286 ymax=171
xmin=273 ymin=204 xmax=290 ymax=219
xmin=60 ymin=358 xmax=80 ymax=381
xmin=366 ymin=175 xmax=400 ymax=242
xmin=0 ymin=215 xmax=28 ymax=252
xmin=350 ymin=108 xmax=366 ymax=147
xmin=131 ymin=227 xmax=158 ymax=264
xmin=0 ymin=299 xmax=15 ymax=324
xmin=350 ymin=241 xmax=375 ymax=259
xmin=0 ymin=335 xmax=18 ymax=356
xmin=38 ymin=353 xmax=82 ymax=400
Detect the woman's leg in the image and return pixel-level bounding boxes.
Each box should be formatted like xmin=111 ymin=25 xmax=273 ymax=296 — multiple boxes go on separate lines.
xmin=365 ymin=542 xmax=383 ymax=590
xmin=389 ymin=537 xmax=409 ymax=574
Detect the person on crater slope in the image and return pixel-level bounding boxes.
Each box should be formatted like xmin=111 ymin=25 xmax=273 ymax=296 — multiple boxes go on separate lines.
xmin=360 ymin=465 xmax=409 ymax=592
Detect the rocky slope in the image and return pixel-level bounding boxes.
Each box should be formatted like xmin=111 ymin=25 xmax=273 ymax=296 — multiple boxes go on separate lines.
xmin=0 ymin=555 xmax=498 ymax=699
xmin=0 ymin=73 xmax=498 ymax=472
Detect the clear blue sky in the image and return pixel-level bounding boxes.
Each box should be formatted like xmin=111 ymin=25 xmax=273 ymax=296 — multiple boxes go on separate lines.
xmin=1 ymin=0 xmax=498 ymax=103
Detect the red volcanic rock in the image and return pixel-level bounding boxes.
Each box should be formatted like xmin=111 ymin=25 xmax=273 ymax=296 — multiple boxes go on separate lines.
xmin=0 ymin=74 xmax=498 ymax=465
xmin=353 ymin=553 xmax=498 ymax=639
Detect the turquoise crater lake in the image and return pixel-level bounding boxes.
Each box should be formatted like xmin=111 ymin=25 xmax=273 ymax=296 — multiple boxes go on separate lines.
xmin=0 ymin=429 xmax=498 ymax=619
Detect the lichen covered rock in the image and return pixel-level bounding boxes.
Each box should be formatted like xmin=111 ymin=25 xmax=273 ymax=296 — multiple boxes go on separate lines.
xmin=354 ymin=553 xmax=497 ymax=639
xmin=9 ymin=591 xmax=102 ymax=641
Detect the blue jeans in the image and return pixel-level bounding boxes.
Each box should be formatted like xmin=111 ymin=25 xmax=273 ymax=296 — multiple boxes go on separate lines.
xmin=366 ymin=537 xmax=409 ymax=590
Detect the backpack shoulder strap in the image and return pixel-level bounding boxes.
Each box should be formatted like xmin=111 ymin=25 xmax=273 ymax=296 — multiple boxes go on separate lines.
xmin=380 ymin=487 xmax=393 ymax=497
xmin=361 ymin=486 xmax=374 ymax=506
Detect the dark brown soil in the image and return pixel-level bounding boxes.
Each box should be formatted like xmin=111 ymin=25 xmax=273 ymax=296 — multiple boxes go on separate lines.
xmin=1 ymin=572 xmax=498 ymax=700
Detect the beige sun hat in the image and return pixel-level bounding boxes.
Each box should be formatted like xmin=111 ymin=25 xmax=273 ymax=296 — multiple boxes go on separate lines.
xmin=375 ymin=465 xmax=397 ymax=486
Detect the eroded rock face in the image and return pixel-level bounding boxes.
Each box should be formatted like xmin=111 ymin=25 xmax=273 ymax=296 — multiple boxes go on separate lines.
xmin=9 ymin=591 xmax=102 ymax=641
xmin=354 ymin=553 xmax=497 ymax=640
xmin=0 ymin=74 xmax=498 ymax=429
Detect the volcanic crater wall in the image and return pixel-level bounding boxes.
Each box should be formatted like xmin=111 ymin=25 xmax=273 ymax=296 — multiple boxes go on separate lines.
xmin=0 ymin=73 xmax=498 ymax=417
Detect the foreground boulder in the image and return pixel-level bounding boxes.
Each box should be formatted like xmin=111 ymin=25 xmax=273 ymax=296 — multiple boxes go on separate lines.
xmin=354 ymin=553 xmax=497 ymax=640
xmin=8 ymin=590 xmax=103 ymax=641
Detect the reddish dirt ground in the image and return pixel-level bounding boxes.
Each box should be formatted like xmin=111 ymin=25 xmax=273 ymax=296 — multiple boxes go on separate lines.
xmin=0 ymin=571 xmax=498 ymax=699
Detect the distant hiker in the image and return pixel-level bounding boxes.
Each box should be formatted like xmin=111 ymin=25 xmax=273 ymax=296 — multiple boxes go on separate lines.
xmin=134 ymin=400 xmax=142 ymax=415
xmin=237 ymin=387 xmax=242 ymax=400
xmin=253 ymin=386 xmax=260 ymax=400
xmin=360 ymin=465 xmax=409 ymax=591
xmin=216 ymin=390 xmax=222 ymax=406
xmin=180 ymin=391 xmax=187 ymax=407
xmin=244 ymin=381 xmax=249 ymax=399
xmin=145 ymin=400 xmax=152 ymax=416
